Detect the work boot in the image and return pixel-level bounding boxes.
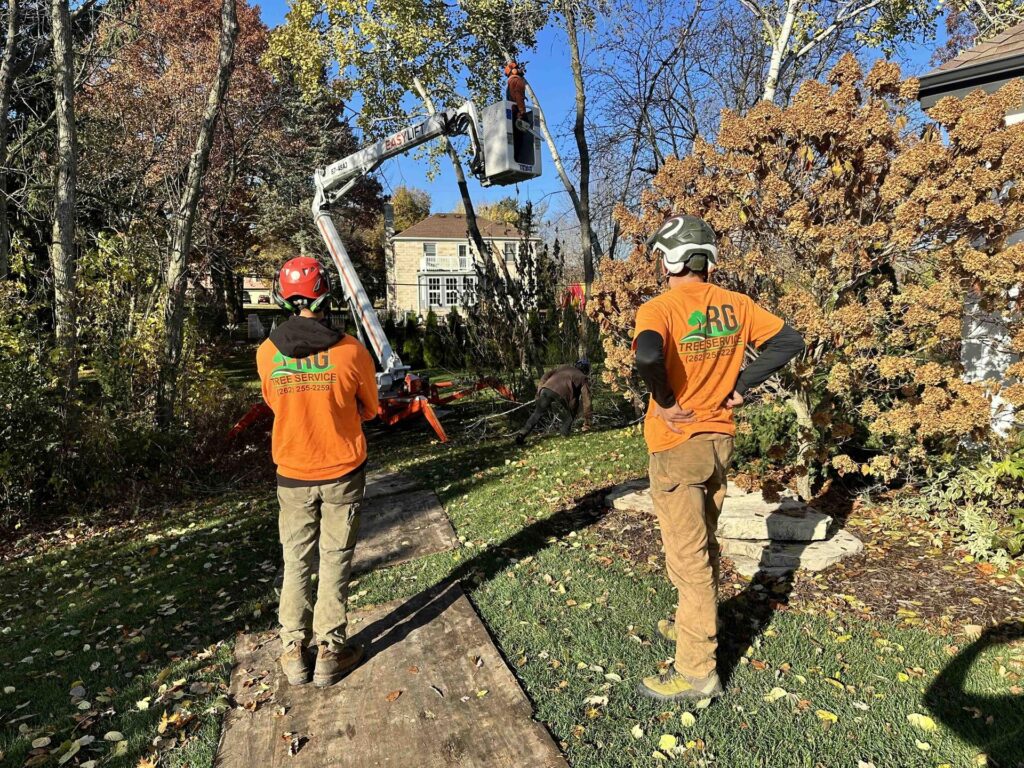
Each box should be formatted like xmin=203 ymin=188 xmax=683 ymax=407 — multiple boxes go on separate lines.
xmin=279 ymin=644 xmax=311 ymax=686
xmin=639 ymin=668 xmax=723 ymax=701
xmin=312 ymin=643 xmax=365 ymax=687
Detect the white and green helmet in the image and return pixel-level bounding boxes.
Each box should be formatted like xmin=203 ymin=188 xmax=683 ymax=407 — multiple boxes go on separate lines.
xmin=646 ymin=215 xmax=718 ymax=274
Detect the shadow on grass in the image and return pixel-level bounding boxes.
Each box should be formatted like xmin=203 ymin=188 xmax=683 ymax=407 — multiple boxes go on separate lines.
xmin=342 ymin=479 xmax=794 ymax=696
xmin=925 ymin=622 xmax=1024 ymax=767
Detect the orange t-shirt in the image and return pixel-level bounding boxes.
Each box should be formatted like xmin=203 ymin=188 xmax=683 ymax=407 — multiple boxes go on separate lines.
xmin=257 ymin=335 xmax=379 ymax=482
xmin=633 ymin=282 xmax=784 ymax=454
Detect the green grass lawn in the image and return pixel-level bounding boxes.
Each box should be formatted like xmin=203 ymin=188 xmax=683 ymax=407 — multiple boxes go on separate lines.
xmin=1 ymin=406 xmax=1021 ymax=767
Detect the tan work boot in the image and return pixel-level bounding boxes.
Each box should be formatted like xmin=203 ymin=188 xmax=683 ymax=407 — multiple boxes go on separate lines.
xmin=312 ymin=643 xmax=365 ymax=687
xmin=279 ymin=644 xmax=311 ymax=686
xmin=639 ymin=668 xmax=724 ymax=701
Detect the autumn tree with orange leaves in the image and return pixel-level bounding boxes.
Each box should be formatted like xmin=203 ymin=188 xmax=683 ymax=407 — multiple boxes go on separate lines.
xmin=588 ymin=56 xmax=1024 ymax=499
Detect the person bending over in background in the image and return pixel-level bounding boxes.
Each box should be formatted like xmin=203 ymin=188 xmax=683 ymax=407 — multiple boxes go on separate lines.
xmin=515 ymin=359 xmax=592 ymax=444
xmin=257 ymin=256 xmax=379 ymax=688
xmin=632 ymin=215 xmax=804 ymax=702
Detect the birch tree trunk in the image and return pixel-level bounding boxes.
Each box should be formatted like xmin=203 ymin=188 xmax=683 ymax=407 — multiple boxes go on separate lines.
xmin=0 ymin=0 xmax=18 ymax=279
xmin=157 ymin=0 xmax=238 ymax=426
xmin=564 ymin=5 xmax=599 ymax=358
xmin=761 ymin=0 xmax=799 ymax=103
xmin=411 ymin=76 xmax=491 ymax=262
xmin=495 ymin=41 xmax=605 ymax=265
xmin=49 ymin=0 xmax=78 ymax=390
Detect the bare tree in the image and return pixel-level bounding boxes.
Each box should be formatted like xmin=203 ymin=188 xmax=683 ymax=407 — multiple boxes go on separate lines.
xmin=157 ymin=0 xmax=238 ymax=425
xmin=562 ymin=1 xmax=601 ymax=356
xmin=738 ymin=0 xmax=934 ymax=103
xmin=0 ymin=0 xmax=18 ymax=279
xmin=49 ymin=0 xmax=78 ymax=388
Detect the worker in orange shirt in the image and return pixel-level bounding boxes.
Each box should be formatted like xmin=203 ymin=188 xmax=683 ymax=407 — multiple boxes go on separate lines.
xmin=505 ymin=60 xmax=527 ymax=121
xmin=632 ymin=216 xmax=804 ymax=701
xmin=257 ymin=256 xmax=379 ymax=688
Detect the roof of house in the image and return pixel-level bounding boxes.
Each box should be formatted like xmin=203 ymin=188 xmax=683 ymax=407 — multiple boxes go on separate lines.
xmin=919 ymin=22 xmax=1024 ymax=107
xmin=394 ymin=213 xmax=530 ymax=240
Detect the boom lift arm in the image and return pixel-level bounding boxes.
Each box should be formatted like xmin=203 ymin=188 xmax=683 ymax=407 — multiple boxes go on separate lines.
xmin=308 ymin=95 xmax=540 ymax=441
xmin=311 ymin=103 xmax=488 ymax=389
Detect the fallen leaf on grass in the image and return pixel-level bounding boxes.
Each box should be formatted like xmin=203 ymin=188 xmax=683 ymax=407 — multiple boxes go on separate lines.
xmin=764 ymin=687 xmax=788 ymax=702
xmin=583 ymin=695 xmax=608 ymax=707
xmin=630 ymin=724 xmax=644 ymax=740
xmin=680 ymin=712 xmax=696 ymax=727
xmin=816 ymin=709 xmax=838 ymax=723
xmin=30 ymin=737 xmax=50 ymax=749
xmin=104 ymin=731 xmax=124 ymax=742
xmin=915 ymin=740 xmax=931 ymax=751
xmin=385 ymin=690 xmax=402 ymax=703
xmin=907 ymin=713 xmax=937 ymax=731
xmin=658 ymin=734 xmax=677 ymax=751
xmin=695 ymin=697 xmax=713 ymax=709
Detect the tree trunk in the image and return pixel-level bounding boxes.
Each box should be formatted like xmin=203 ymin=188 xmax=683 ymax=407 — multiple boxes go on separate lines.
xmin=223 ymin=257 xmax=242 ymax=326
xmin=788 ymin=387 xmax=817 ymax=500
xmin=411 ymin=77 xmax=491 ymax=263
xmin=0 ymin=0 xmax=18 ymax=279
xmin=762 ymin=0 xmax=798 ymax=103
xmin=496 ymin=41 xmax=605 ymax=264
xmin=49 ymin=0 xmax=78 ymax=390
xmin=383 ymin=202 xmax=398 ymax=312
xmin=564 ymin=5 xmax=598 ymax=359
xmin=157 ymin=0 xmax=238 ymax=426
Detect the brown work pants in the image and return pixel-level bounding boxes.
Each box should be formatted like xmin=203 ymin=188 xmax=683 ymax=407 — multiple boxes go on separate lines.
xmin=649 ymin=433 xmax=734 ymax=678
xmin=277 ymin=466 xmax=365 ymax=651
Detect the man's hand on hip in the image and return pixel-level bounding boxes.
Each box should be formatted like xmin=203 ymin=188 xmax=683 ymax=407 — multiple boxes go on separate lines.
xmin=653 ymin=402 xmax=697 ymax=434
xmin=722 ymin=390 xmax=744 ymax=409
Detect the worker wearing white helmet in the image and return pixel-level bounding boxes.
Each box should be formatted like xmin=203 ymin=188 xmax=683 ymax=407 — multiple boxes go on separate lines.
xmin=632 ymin=215 xmax=804 ymax=702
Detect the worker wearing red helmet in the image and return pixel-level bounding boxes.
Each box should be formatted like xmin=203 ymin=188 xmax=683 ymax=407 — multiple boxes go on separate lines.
xmin=505 ymin=61 xmax=527 ymax=121
xmin=256 ymin=256 xmax=379 ymax=688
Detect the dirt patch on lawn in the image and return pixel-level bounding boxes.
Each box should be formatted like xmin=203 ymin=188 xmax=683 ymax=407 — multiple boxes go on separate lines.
xmin=592 ymin=493 xmax=1024 ymax=632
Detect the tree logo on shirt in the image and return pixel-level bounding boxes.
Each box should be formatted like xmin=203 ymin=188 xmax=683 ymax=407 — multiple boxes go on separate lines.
xmin=680 ymin=305 xmax=741 ymax=343
xmin=270 ymin=350 xmax=334 ymax=378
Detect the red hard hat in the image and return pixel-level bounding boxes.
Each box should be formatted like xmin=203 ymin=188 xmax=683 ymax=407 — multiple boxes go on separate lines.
xmin=274 ymin=256 xmax=331 ymax=312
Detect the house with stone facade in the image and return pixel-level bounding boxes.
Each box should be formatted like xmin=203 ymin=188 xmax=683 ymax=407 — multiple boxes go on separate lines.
xmin=387 ymin=213 xmax=538 ymax=317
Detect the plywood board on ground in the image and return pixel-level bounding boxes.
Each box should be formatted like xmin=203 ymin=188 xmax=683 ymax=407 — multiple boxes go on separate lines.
xmin=216 ymin=581 xmax=567 ymax=768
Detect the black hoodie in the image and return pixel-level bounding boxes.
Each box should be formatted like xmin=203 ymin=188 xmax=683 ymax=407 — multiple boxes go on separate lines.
xmin=269 ymin=316 xmax=343 ymax=358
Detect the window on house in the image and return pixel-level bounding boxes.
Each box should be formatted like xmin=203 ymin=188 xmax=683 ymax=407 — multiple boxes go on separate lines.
xmin=458 ymin=243 xmax=469 ymax=270
xmin=423 ymin=242 xmax=437 ymax=268
xmin=445 ymin=277 xmax=460 ymax=306
xmin=427 ymin=276 xmax=441 ymax=307
xmin=504 ymin=243 xmax=516 ymax=263
xmin=463 ymin=276 xmax=477 ymax=305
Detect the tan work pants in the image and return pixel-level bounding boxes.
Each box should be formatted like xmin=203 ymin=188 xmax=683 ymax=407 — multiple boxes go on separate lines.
xmin=277 ymin=466 xmax=365 ymax=651
xmin=649 ymin=433 xmax=734 ymax=678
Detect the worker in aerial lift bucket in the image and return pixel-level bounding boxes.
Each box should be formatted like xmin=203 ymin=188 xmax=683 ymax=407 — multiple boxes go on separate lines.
xmin=632 ymin=216 xmax=804 ymax=702
xmin=505 ymin=60 xmax=528 ymax=122
xmin=256 ymin=256 xmax=379 ymax=688
xmin=514 ymin=359 xmax=593 ymax=444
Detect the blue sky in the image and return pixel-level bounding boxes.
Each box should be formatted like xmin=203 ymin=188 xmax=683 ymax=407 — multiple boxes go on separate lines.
xmin=254 ymin=1 xmax=945 ymax=220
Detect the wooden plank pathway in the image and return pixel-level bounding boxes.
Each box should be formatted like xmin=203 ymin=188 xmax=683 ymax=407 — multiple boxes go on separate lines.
xmin=215 ymin=581 xmax=567 ymax=768
xmin=221 ymin=472 xmax=566 ymax=767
